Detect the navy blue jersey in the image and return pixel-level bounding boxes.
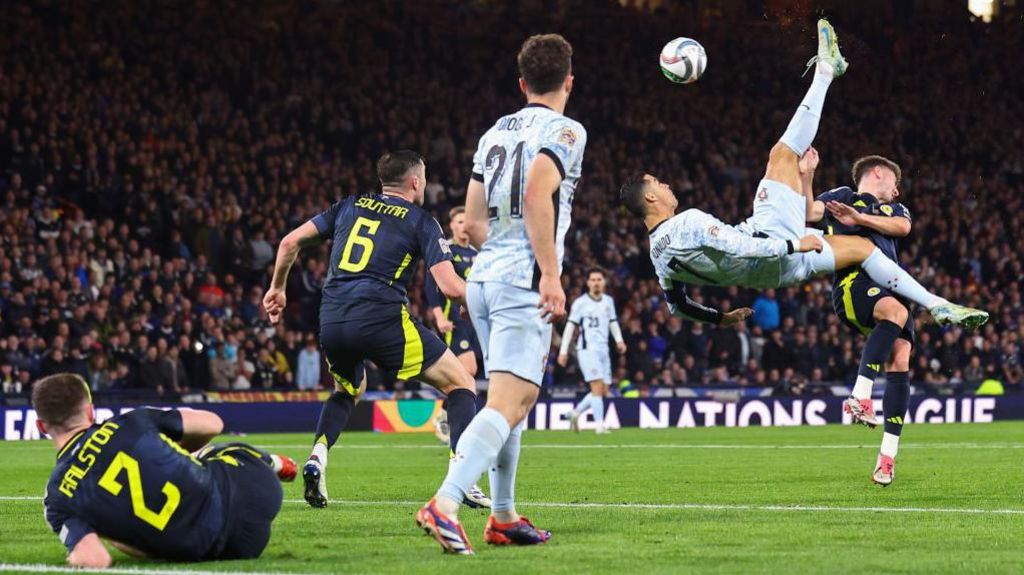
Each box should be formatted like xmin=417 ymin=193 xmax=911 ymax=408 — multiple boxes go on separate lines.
xmin=818 ymin=186 xmax=911 ymax=277
xmin=424 ymin=242 xmax=476 ymax=321
xmin=44 ymin=409 xmax=227 ymax=561
xmin=312 ymin=194 xmax=452 ymax=322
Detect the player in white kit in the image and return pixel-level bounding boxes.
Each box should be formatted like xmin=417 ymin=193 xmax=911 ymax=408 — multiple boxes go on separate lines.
xmin=620 ymin=19 xmax=988 ymax=331
xmin=417 ymin=34 xmax=585 ymax=554
xmin=557 ymin=268 xmax=626 ymax=434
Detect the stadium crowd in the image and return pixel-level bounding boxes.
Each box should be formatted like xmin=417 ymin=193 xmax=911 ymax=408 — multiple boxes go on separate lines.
xmin=0 ymin=0 xmax=1021 ymax=401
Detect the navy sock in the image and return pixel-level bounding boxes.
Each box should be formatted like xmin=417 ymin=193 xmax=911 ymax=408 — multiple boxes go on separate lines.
xmin=883 ymin=371 xmax=910 ymax=436
xmin=858 ymin=320 xmax=902 ymax=380
xmin=446 ymin=388 xmax=478 ymax=452
xmin=313 ymin=391 xmax=355 ymax=449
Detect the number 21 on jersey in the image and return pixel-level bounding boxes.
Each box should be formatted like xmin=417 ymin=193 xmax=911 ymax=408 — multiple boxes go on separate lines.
xmin=485 ymin=141 xmax=525 ymax=219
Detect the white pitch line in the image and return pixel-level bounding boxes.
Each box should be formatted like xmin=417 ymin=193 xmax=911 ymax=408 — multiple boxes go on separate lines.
xmin=0 ymin=564 xmax=312 ymax=575
xmin=3 ymin=442 xmax=1023 ymax=451
xmin=4 ymin=496 xmax=1020 ymax=515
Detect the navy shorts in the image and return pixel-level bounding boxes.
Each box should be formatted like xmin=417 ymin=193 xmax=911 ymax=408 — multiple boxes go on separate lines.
xmin=832 ymin=270 xmax=916 ymax=346
xmin=203 ymin=444 xmax=283 ymax=561
xmin=445 ymin=318 xmax=480 ymax=357
xmin=320 ymin=303 xmax=447 ymax=394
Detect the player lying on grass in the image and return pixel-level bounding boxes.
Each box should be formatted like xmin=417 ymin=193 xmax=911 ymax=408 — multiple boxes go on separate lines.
xmin=803 ymin=149 xmax=915 ymax=486
xmin=35 ymin=373 xmax=296 ymax=569
xmin=264 ymin=151 xmax=488 ymax=509
xmin=619 ymin=19 xmax=988 ymax=333
xmin=557 ymin=267 xmax=626 ymax=434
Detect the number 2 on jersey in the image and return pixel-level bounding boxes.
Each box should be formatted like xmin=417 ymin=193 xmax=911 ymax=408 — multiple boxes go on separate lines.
xmin=98 ymin=451 xmax=181 ymax=531
xmin=485 ymin=141 xmax=525 ymax=219
xmin=339 ymin=217 xmax=381 ymax=272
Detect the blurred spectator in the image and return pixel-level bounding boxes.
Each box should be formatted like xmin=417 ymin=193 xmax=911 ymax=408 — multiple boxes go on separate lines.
xmin=297 ymin=337 xmax=322 ymax=391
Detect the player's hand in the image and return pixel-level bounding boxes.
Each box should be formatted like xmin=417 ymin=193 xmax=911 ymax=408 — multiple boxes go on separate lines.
xmin=616 ymin=341 xmax=627 ymax=354
xmin=720 ymin=307 xmax=753 ymax=326
xmin=557 ymin=353 xmax=568 ymax=367
xmin=797 ymin=234 xmax=824 ymax=253
xmin=798 ymin=147 xmax=819 ymax=175
xmin=437 ymin=317 xmax=454 ymax=334
xmin=537 ymin=274 xmax=566 ymax=323
xmin=825 ymin=201 xmax=862 ymax=226
xmin=263 ymin=287 xmax=287 ymax=325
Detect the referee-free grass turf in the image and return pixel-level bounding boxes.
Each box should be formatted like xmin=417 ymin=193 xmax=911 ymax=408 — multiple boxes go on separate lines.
xmin=1 ymin=422 xmax=1022 ymax=574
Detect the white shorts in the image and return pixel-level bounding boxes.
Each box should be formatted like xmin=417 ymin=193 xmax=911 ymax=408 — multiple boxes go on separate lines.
xmin=576 ymin=349 xmax=612 ymax=383
xmin=746 ymin=179 xmax=836 ymax=287
xmin=467 ymin=281 xmax=553 ymax=386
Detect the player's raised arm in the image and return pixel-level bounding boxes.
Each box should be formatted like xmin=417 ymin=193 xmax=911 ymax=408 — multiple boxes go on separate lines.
xmin=264 ymin=213 xmax=332 ymax=324
xmin=177 ymin=408 xmax=224 ymax=451
xmin=825 ymin=201 xmax=912 ymax=237
xmin=524 ymin=151 xmax=567 ymax=322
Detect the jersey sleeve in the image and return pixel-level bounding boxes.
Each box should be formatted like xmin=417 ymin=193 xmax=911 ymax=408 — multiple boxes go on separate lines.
xmin=538 ymin=119 xmax=587 ymax=180
xmin=129 ymin=408 xmax=185 ymax=441
xmin=659 ymin=278 xmax=723 ymax=324
xmin=423 ymin=267 xmax=445 ymax=308
xmin=885 ymin=202 xmax=912 ymax=221
xmin=606 ymin=297 xmax=619 ymax=324
xmin=681 ymin=211 xmax=790 ymax=259
xmin=567 ymin=298 xmax=583 ymax=325
xmin=310 ymin=200 xmax=344 ymax=239
xmin=418 ymin=216 xmax=454 ymax=269
xmin=816 ymin=186 xmax=854 ymax=204
xmin=471 ymin=135 xmax=487 ymax=183
xmin=44 ymin=490 xmax=95 ymax=552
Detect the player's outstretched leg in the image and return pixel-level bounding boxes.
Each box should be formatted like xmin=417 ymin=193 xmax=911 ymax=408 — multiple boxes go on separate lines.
xmin=826 ymin=236 xmax=989 ymax=329
xmin=561 ymin=392 xmax=592 ymax=432
xmin=196 ymin=442 xmax=297 ymax=482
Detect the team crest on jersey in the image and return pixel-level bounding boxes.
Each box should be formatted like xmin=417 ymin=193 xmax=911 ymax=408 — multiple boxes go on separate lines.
xmin=708 ymin=225 xmax=720 ymax=237
xmin=757 ymin=187 xmax=768 ymax=202
xmin=880 ymin=205 xmax=893 ymax=216
xmin=460 ymin=340 xmax=470 ymax=350
xmin=439 ymin=238 xmax=452 ymax=255
xmin=867 ymin=287 xmax=881 ymax=297
xmin=558 ymin=127 xmax=577 ymax=147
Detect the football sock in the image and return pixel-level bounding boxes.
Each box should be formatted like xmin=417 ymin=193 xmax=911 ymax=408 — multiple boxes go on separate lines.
xmin=881 ymin=432 xmax=901 ymax=459
xmin=574 ymin=393 xmax=593 ymax=416
xmin=437 ymin=407 xmax=510 ymax=517
xmin=445 ymin=388 xmax=477 ymax=454
xmin=780 ymin=71 xmax=832 ymax=156
xmin=861 ymin=249 xmax=946 ymax=309
xmin=852 ymin=320 xmax=902 ymax=399
xmin=591 ymin=393 xmax=605 ymax=425
xmin=883 ymin=371 xmax=910 ymax=444
xmin=489 ymin=421 xmax=523 ymax=523
xmin=311 ymin=391 xmax=355 ymax=464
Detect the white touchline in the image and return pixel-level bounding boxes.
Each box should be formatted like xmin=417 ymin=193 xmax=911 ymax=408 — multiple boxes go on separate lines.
xmin=0 ymin=564 xmax=313 ymax=575
xmin=3 ymin=496 xmax=1020 ymax=515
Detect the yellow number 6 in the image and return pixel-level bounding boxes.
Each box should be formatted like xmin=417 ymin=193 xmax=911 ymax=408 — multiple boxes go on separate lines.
xmin=339 ymin=217 xmax=381 ymax=272
xmin=98 ymin=452 xmax=181 ymax=531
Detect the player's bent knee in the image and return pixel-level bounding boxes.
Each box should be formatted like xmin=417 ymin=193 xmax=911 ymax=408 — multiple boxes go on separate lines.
xmin=874 ymin=297 xmax=909 ymax=327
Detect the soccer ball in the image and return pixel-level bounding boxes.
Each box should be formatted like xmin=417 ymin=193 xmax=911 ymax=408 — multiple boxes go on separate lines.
xmin=659 ymin=37 xmax=707 ymax=84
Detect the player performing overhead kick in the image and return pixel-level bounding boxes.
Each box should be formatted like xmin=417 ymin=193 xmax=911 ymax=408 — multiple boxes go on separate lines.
xmin=619 ymin=19 xmax=988 ymax=332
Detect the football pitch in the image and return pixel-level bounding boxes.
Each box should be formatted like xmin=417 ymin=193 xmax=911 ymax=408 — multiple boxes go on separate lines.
xmin=1 ymin=423 xmax=1022 ymax=575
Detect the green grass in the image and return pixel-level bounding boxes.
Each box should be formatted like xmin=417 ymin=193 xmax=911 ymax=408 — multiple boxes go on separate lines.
xmin=1 ymin=422 xmax=1023 ymax=574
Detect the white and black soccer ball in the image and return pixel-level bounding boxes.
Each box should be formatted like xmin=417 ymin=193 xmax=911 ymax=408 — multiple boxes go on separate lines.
xmin=659 ymin=37 xmax=707 ymax=84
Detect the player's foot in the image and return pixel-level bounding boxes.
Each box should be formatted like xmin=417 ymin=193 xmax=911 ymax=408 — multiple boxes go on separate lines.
xmin=463 ymin=484 xmax=492 ymax=509
xmin=434 ymin=410 xmax=450 ymax=445
xmin=416 ymin=498 xmax=474 ymax=555
xmin=595 ymin=424 xmax=611 ymax=435
xmin=929 ymin=303 xmax=989 ymax=330
xmin=302 ymin=458 xmax=329 ymax=508
xmin=484 ymin=515 xmax=552 ymax=546
xmin=805 ymin=18 xmax=848 ymax=78
xmin=560 ymin=411 xmax=580 ymax=433
xmin=843 ymin=397 xmax=879 ymax=428
xmin=872 ymin=453 xmax=895 ymax=486
xmin=272 ymin=454 xmax=297 ymax=482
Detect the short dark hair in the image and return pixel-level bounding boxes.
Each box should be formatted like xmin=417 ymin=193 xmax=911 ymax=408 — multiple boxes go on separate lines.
xmin=518 ymin=34 xmax=573 ymax=95
xmin=619 ymin=173 xmax=648 ymax=217
xmin=448 ymin=206 xmax=465 ymax=220
xmin=852 ymin=155 xmax=902 ymax=187
xmin=31 ymin=373 xmax=91 ymax=431
xmin=377 ymin=150 xmax=425 ymax=187
xmin=586 ymin=266 xmax=607 ymax=279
